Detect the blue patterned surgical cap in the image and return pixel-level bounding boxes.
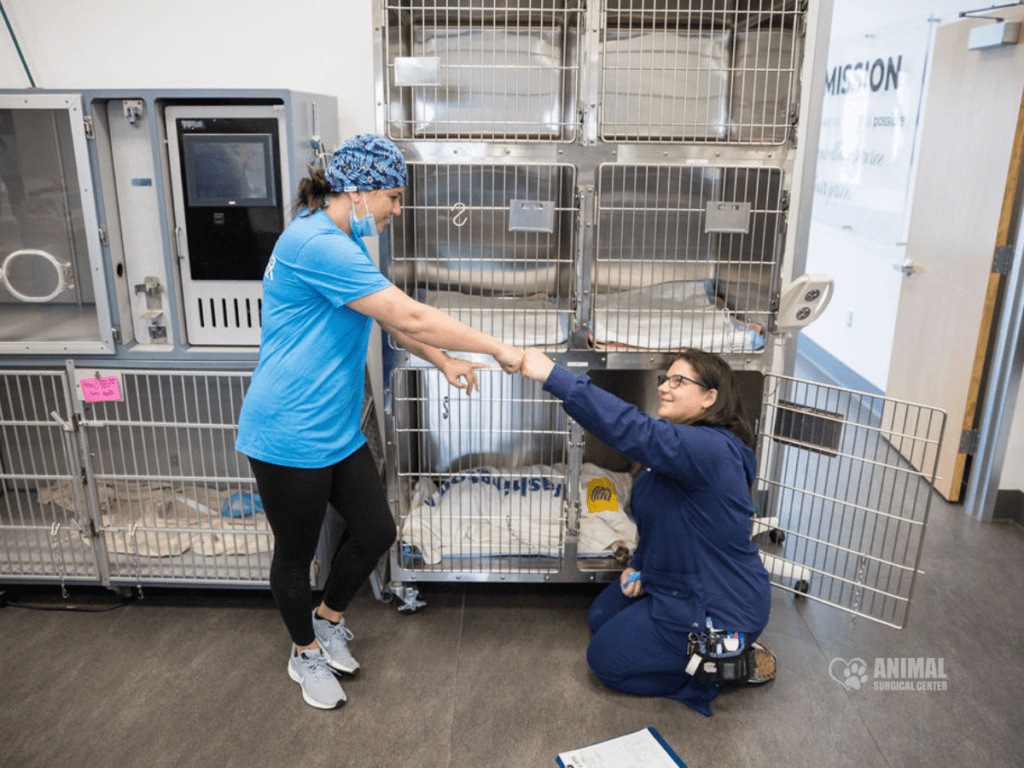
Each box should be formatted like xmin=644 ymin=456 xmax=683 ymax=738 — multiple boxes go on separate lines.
xmin=325 ymin=134 xmax=408 ymax=193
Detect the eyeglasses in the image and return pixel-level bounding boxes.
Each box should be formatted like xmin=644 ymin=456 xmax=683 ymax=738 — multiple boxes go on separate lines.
xmin=657 ymin=373 xmax=706 ymax=390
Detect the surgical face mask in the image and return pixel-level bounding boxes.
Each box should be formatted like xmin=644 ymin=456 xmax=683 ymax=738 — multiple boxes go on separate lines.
xmin=349 ymin=192 xmax=380 ymax=263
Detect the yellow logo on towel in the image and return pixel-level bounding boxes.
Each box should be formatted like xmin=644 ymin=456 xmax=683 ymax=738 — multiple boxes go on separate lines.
xmin=586 ymin=478 xmax=619 ymax=514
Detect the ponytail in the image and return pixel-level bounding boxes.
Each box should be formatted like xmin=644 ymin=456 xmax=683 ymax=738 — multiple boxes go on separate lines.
xmin=296 ymin=166 xmax=334 ymax=216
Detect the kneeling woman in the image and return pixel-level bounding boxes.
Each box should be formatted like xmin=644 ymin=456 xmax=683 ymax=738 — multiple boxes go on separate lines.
xmin=520 ymin=347 xmax=771 ymax=715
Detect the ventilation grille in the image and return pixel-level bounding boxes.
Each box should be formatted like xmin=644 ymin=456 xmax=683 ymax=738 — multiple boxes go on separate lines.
xmin=195 ymin=297 xmax=262 ymax=331
xmin=183 ymin=286 xmax=263 ymax=346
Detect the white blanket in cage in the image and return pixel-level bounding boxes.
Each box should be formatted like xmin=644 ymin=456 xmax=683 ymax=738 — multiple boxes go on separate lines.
xmin=37 ymin=480 xmax=272 ymax=558
xmin=601 ymin=31 xmax=730 ymax=139
xmin=592 ymin=280 xmax=764 ymax=352
xmin=401 ymin=463 xmax=637 ymax=565
xmin=426 ymin=291 xmax=570 ymax=348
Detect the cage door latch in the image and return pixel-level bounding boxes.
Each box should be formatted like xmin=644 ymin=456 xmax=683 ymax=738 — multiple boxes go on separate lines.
xmin=122 ymin=99 xmax=144 ymax=125
xmin=134 ymin=276 xmax=164 ymax=318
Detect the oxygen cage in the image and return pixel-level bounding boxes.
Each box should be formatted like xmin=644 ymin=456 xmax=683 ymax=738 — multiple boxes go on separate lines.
xmin=375 ymin=0 xmax=947 ymax=629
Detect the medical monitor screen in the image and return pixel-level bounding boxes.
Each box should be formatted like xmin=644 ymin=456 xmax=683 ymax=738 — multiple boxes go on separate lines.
xmin=183 ymin=134 xmax=277 ymax=208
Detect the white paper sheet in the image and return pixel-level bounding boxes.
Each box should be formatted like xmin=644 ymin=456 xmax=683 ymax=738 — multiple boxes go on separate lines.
xmin=557 ymin=728 xmax=685 ymax=768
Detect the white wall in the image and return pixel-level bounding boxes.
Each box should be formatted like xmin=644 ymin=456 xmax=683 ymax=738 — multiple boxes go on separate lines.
xmin=804 ymin=0 xmax=969 ymax=391
xmin=0 ymin=0 xmax=378 ymax=138
xmin=1005 ymin=385 xmax=1024 ymax=490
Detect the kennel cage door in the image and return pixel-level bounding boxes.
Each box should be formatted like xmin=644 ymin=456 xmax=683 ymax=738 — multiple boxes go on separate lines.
xmin=755 ymin=374 xmax=945 ymax=629
xmin=165 ymin=105 xmax=287 ymax=346
xmin=0 ymin=92 xmax=116 ymax=355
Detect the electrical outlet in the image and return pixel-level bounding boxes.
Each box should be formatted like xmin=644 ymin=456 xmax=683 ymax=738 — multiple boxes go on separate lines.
xmin=846 ymin=310 xmax=854 ymax=328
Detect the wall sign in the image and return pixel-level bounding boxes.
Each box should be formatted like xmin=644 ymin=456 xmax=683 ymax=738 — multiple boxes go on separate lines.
xmin=813 ymin=22 xmax=934 ymax=246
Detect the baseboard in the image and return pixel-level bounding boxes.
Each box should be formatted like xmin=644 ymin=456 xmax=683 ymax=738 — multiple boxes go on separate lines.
xmin=994 ymin=489 xmax=1024 ymax=526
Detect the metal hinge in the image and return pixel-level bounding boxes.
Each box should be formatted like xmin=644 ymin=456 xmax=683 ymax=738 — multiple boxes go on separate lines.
xmin=959 ymin=429 xmax=980 ymax=455
xmin=98 ymin=226 xmax=108 ymax=246
xmin=992 ymin=245 xmax=1014 ymax=275
xmin=83 ymin=115 xmax=94 ymax=140
xmin=111 ymin=325 xmax=122 ymax=344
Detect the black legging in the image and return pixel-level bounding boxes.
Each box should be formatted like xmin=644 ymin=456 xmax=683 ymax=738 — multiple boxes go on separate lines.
xmin=248 ymin=445 xmax=397 ymax=646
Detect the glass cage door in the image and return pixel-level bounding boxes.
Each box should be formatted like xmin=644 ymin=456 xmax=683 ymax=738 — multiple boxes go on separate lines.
xmin=0 ymin=93 xmax=115 ymax=355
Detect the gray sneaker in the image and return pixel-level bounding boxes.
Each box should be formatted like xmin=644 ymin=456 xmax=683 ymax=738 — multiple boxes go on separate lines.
xmin=288 ymin=645 xmax=346 ymax=709
xmin=312 ymin=609 xmax=360 ymax=675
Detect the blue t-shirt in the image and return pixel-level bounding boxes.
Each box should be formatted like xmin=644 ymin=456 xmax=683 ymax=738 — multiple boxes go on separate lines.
xmin=236 ymin=210 xmax=392 ymax=468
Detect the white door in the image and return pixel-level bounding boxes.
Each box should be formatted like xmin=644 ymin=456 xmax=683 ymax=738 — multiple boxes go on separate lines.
xmin=885 ymin=11 xmax=1024 ymax=501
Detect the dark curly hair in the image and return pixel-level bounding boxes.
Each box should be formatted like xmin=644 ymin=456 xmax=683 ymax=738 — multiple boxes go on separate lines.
xmin=673 ymin=348 xmax=755 ymax=448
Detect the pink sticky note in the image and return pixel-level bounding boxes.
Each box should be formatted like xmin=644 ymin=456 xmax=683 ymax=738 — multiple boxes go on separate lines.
xmin=81 ymin=376 xmax=121 ymax=403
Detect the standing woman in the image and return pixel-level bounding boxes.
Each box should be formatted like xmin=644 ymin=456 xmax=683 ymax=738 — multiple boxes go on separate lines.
xmin=237 ymin=134 xmax=523 ymax=710
xmin=520 ymin=347 xmax=771 ymax=716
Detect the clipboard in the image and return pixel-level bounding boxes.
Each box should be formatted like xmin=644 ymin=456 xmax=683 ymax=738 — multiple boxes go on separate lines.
xmin=556 ymin=727 xmax=687 ymax=767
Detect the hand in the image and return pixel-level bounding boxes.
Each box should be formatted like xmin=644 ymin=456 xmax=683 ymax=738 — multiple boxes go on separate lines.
xmin=521 ymin=348 xmax=555 ymax=382
xmin=493 ymin=344 xmax=524 ymax=374
xmin=439 ymin=356 xmax=487 ymax=396
xmin=620 ymin=567 xmax=643 ymax=599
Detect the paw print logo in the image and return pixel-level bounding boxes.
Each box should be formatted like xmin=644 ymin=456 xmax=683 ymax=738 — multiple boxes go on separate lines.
xmin=829 ymin=658 xmax=869 ymax=691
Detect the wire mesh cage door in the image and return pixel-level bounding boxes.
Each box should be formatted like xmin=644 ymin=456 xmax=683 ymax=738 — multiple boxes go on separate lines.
xmin=382 ymin=0 xmax=585 ymax=141
xmin=387 ymin=161 xmax=577 ymax=351
xmin=76 ymin=369 xmax=271 ymax=587
xmin=599 ymin=1 xmax=804 ymax=143
xmin=0 ymin=369 xmax=101 ymax=584
xmin=754 ymin=374 xmax=947 ymax=629
xmin=590 ymin=163 xmax=782 ymax=354
xmin=388 ymin=366 xmax=572 ymax=579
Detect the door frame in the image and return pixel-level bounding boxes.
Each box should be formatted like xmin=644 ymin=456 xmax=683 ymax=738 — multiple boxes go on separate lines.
xmin=965 ymin=88 xmax=1024 ymax=521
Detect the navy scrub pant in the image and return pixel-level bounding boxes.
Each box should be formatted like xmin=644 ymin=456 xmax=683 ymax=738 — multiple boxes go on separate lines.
xmin=249 ymin=445 xmax=396 ymax=647
xmin=586 ymin=581 xmax=721 ymax=715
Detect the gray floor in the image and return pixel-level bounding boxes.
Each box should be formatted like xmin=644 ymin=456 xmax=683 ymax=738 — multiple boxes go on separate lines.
xmin=1 ymin=495 xmax=1022 ymax=768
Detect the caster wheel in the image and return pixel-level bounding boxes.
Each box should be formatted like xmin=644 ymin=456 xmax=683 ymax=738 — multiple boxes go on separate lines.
xmin=794 ymin=580 xmax=809 ymax=596
xmin=768 ymin=528 xmax=785 ymax=544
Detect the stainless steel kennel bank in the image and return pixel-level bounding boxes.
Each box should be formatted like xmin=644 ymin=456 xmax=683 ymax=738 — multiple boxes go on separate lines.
xmin=374 ymin=0 xmax=946 ymax=629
